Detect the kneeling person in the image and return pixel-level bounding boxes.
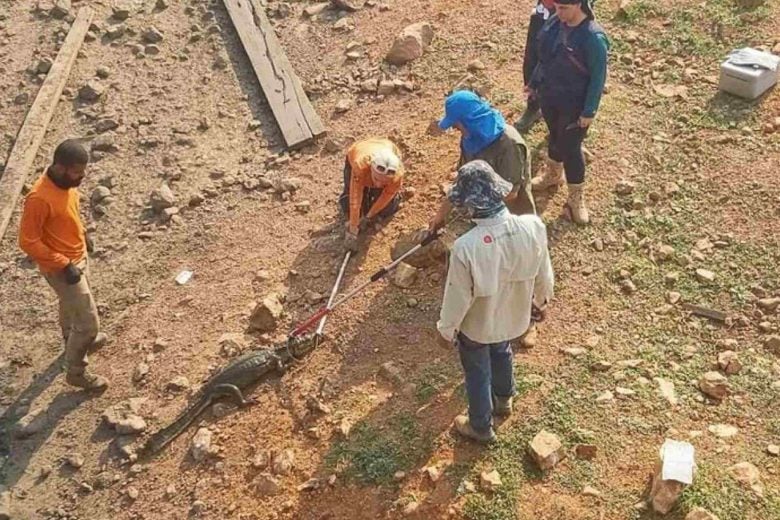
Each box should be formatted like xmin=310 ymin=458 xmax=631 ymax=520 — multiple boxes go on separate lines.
xmin=437 ymin=160 xmax=554 ymax=443
xmin=339 ymin=138 xmax=404 ymax=252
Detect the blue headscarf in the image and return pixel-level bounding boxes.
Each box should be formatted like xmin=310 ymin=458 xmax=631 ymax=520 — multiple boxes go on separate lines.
xmin=438 ymin=90 xmax=506 ymax=156
xmin=447 ymin=160 xmax=512 ymax=219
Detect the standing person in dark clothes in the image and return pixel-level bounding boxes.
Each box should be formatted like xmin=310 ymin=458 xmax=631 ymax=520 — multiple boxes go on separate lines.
xmin=515 ymin=0 xmax=557 ymax=134
xmin=529 ymin=0 xmax=609 ymax=225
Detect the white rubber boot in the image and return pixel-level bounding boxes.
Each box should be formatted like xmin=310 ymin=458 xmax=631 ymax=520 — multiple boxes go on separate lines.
xmin=565 ymin=183 xmax=590 ymax=225
xmin=531 ymin=159 xmax=565 ymax=192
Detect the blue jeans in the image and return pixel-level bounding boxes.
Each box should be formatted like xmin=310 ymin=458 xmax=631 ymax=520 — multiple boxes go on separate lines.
xmin=457 ymin=332 xmax=516 ymax=434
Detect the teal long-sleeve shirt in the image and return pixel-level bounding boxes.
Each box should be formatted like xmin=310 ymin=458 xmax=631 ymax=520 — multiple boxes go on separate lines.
xmin=583 ymin=31 xmax=609 ymax=118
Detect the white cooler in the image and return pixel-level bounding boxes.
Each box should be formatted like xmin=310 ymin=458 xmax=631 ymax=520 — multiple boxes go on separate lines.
xmin=718 ymin=48 xmax=779 ymax=100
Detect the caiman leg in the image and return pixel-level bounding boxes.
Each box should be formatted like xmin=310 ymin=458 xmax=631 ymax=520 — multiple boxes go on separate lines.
xmin=212 ymin=383 xmax=256 ymax=406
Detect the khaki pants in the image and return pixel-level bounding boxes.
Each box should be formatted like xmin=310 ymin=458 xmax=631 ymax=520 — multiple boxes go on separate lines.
xmin=43 ymin=258 xmax=99 ymax=376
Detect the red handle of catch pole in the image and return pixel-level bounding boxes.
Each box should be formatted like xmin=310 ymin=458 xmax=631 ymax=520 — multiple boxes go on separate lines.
xmin=290 ymin=307 xmax=330 ymax=337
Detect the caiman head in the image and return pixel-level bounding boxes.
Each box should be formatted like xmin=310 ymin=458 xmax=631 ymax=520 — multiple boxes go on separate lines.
xmin=280 ymin=333 xmax=318 ymax=360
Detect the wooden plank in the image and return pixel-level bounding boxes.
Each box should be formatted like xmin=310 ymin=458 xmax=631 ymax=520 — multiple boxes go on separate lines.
xmin=223 ymin=0 xmax=325 ymax=149
xmin=0 ymin=7 xmax=94 ymax=242
xmin=682 ymin=303 xmax=728 ymax=323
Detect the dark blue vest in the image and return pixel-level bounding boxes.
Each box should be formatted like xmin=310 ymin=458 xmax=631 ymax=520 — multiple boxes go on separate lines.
xmin=536 ymin=16 xmax=605 ymax=110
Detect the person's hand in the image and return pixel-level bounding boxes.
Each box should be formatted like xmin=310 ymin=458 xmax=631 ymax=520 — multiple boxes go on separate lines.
xmin=579 ymin=116 xmax=594 ymax=128
xmin=437 ymin=334 xmax=453 ymax=350
xmin=504 ymin=190 xmax=519 ymax=202
xmin=428 ymin=213 xmax=445 ymax=233
xmin=531 ymin=302 xmax=547 ymax=322
xmin=427 ymin=119 xmax=445 ymax=137
xmin=63 ymin=263 xmax=82 ymax=285
xmin=343 ymin=230 xmax=359 ymax=253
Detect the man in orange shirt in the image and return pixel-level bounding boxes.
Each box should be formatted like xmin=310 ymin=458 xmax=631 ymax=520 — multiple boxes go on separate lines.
xmin=338 ymin=138 xmax=404 ymax=252
xmin=19 ymin=139 xmax=108 ymax=391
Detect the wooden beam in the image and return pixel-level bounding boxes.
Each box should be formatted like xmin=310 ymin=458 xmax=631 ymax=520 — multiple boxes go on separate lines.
xmin=223 ymin=0 xmax=325 ymax=149
xmin=0 ymin=7 xmax=94 ymax=242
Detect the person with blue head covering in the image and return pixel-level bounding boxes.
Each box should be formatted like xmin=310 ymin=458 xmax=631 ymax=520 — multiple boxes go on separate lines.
xmin=528 ymin=0 xmax=609 ymax=225
xmin=437 ymin=160 xmax=554 ymax=443
xmin=428 ymin=90 xmax=536 ymax=232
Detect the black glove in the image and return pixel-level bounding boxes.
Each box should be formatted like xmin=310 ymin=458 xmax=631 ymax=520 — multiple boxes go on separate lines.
xmin=63 ymin=263 xmax=82 ymax=285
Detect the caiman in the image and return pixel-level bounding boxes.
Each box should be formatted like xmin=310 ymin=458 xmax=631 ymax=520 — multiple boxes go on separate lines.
xmin=140 ymin=333 xmax=316 ymax=457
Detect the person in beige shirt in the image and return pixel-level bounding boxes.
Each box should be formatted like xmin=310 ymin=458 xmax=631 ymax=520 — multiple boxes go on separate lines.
xmin=437 ymin=160 xmax=554 ymax=443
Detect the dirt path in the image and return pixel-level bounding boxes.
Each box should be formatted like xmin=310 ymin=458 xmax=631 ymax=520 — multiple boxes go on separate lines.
xmin=1 ymin=0 xmax=779 ymax=519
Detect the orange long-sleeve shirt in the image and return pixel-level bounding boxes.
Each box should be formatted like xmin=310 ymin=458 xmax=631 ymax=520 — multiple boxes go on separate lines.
xmin=19 ymin=173 xmax=86 ymax=273
xmin=346 ymin=138 xmax=404 ymax=233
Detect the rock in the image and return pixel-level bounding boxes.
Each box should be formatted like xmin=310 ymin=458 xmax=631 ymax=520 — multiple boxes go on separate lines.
xmin=529 ymin=430 xmax=563 ymax=471
xmin=393 ymin=262 xmax=417 ymax=288
xmin=655 ymin=378 xmax=678 ymax=406
xmin=79 ymin=80 xmax=105 ymax=102
xmin=620 ymin=279 xmax=637 ymax=294
xmin=303 ymin=2 xmax=329 ymax=17
xmin=66 ymin=452 xmax=85 ymax=469
xmin=150 ymin=183 xmax=176 ymax=213
xmin=717 ymin=351 xmax=742 ymax=375
xmin=102 ymin=398 xmax=147 ymax=434
xmin=377 ymin=80 xmax=395 ymax=96
xmin=252 ymin=451 xmax=269 ymax=469
xmin=686 ymin=507 xmax=719 ymax=520
xmin=379 ymin=361 xmax=403 ymax=385
xmin=190 ymin=428 xmax=214 ymax=462
xmin=51 ymin=0 xmax=71 ymax=19
xmin=767 ymin=444 xmax=780 ymax=456
xmin=582 ymin=486 xmax=601 ymax=497
xmin=332 ymin=0 xmax=362 ymax=11
xmin=298 ymin=478 xmax=321 ymax=491
xmin=596 ymin=390 xmax=614 ymax=404
xmin=393 ymin=471 xmax=406 ymax=481
xmin=14 ymin=92 xmax=30 ymax=105
xmin=480 ymin=469 xmax=502 ymax=491
xmin=764 ymin=335 xmax=780 ymax=356
xmin=272 ymin=449 xmax=295 ymax=476
xmin=249 ymin=294 xmax=284 ymax=332
xmin=649 ymin=462 xmax=686 ymax=514
xmin=306 ymin=396 xmax=332 ymax=415
xmin=96 ymin=66 xmax=112 ymax=79
xmin=391 ymin=229 xmax=449 ymax=268
xmin=91 ymin=135 xmax=118 ymax=153
xmin=402 ymin=501 xmax=420 ymax=515
xmin=695 ymin=269 xmax=716 ymax=283
xmin=166 ymin=376 xmax=190 ymax=392
xmin=656 ymin=244 xmax=675 ymax=261
xmin=575 ymin=444 xmax=597 ymax=460
xmin=728 ymin=462 xmax=763 ymax=496
xmin=37 ymin=57 xmax=54 ymax=74
xmin=423 ymin=465 xmax=441 ymax=482
xmin=666 ymin=291 xmax=682 ymax=304
xmin=698 ymin=371 xmax=729 ymax=400
xmin=708 ymin=423 xmax=738 ymax=438
xmin=218 ymin=333 xmax=248 ymax=357
xmin=385 ymin=22 xmax=434 ymax=65
xmin=614 ymin=179 xmax=636 ymax=196
xmin=143 ymin=26 xmax=164 ymax=43
xmin=13 ymin=407 xmax=48 ymax=438
xmin=757 ymin=297 xmax=780 ymax=312
xmin=253 ymin=473 xmax=280 ymax=496
xmin=95 ymin=117 xmax=119 ymax=133
xmin=190 ymin=500 xmax=206 ymax=515
xmin=127 ymin=486 xmax=139 ymax=500
xmin=591 ymin=360 xmax=612 ymax=372
xmin=467 ymin=59 xmax=486 ymax=72
xmin=91 ymin=186 xmax=111 ymax=206
xmin=334 ymin=98 xmax=353 ymax=113
xmin=615 ymin=387 xmax=636 ymax=399
xmin=0 ymin=489 xmax=10 ymax=520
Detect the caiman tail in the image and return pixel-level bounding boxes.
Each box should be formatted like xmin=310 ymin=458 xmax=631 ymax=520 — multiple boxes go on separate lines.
xmin=139 ymin=393 xmax=213 ymax=458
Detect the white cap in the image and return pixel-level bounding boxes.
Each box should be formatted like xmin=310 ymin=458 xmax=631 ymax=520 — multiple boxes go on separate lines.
xmin=370 ymin=148 xmax=401 ymax=174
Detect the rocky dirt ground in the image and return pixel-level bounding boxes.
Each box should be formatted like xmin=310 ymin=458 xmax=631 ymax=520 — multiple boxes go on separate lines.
xmin=1 ymin=0 xmax=780 ymax=519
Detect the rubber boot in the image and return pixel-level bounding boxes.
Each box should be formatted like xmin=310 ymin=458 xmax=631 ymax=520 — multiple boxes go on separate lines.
xmin=492 ymin=395 xmax=513 ymax=417
xmin=454 ymin=415 xmax=496 ymax=443
xmin=514 ymin=105 xmax=542 ymax=135
xmin=519 ymin=322 xmax=537 ymax=349
xmin=66 ymin=371 xmax=109 ymax=391
xmin=531 ymin=159 xmax=564 ymax=192
xmin=566 ymin=183 xmax=590 ymax=225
